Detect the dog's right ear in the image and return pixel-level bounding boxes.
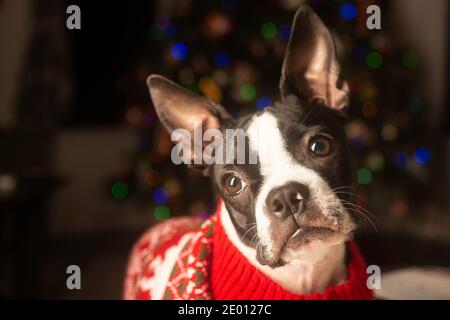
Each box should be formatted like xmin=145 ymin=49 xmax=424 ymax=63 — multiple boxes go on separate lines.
xmin=148 ymin=75 xmax=232 ymax=133
xmin=147 ymin=75 xmax=233 ymax=170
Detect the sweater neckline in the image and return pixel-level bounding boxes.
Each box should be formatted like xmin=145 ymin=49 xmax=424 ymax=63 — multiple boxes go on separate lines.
xmin=210 ymin=200 xmax=373 ymax=300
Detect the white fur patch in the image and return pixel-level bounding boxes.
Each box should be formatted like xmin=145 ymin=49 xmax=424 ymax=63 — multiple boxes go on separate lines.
xmin=220 ymin=203 xmax=346 ymax=294
xmin=246 ymin=112 xmax=350 ymax=260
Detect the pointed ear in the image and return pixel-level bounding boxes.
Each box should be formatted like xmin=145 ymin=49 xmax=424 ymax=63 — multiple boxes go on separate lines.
xmin=147 ymin=75 xmax=233 ymax=171
xmin=279 ymin=6 xmax=349 ymax=111
xmin=148 ymin=74 xmax=232 ymax=133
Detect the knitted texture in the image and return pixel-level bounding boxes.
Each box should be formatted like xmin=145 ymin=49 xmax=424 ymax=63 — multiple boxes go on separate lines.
xmin=124 ymin=201 xmax=373 ymax=300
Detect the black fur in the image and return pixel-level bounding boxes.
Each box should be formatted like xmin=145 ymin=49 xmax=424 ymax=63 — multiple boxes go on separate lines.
xmin=147 ymin=5 xmax=356 ymax=267
xmin=212 ymin=95 xmax=353 ymax=249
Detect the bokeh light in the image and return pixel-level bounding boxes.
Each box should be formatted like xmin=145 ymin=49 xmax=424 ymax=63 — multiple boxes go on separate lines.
xmin=199 ymin=77 xmax=222 ymax=103
xmin=340 ymin=3 xmax=357 ymax=20
xmin=278 ymin=25 xmax=291 ymax=41
xmin=205 ymin=11 xmax=233 ymax=37
xmin=213 ymin=69 xmax=229 ymax=86
xmin=152 ymin=187 xmax=169 ymax=204
xmin=413 ymin=147 xmax=430 ymax=165
xmin=240 ymin=84 xmax=256 ymax=100
xmin=357 ymin=168 xmax=372 ymax=185
xmin=154 ymin=205 xmax=171 ymax=221
xmin=112 ymin=182 xmax=128 ymax=200
xmin=170 ymin=42 xmax=189 ymax=61
xmin=366 ymin=51 xmax=383 ymax=69
xmin=394 ymin=152 xmax=408 ymax=168
xmin=164 ymin=179 xmax=181 ymax=197
xmin=256 ymin=96 xmax=272 ymax=110
xmin=261 ymin=22 xmax=277 ymax=39
xmin=403 ymin=51 xmax=419 ymax=68
xmin=145 ymin=170 xmax=162 ymax=187
xmin=214 ymin=51 xmax=231 ymax=68
xmin=381 ymin=124 xmax=398 ymax=141
xmin=367 ymin=152 xmax=385 ymax=172
xmin=185 ymin=82 xmax=201 ymax=94
xmin=360 ymin=83 xmax=378 ymax=100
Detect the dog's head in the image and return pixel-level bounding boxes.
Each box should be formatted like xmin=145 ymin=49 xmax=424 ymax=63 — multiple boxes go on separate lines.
xmin=147 ymin=6 xmax=356 ymax=268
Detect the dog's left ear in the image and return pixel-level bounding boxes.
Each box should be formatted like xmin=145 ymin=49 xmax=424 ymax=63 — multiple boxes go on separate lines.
xmin=280 ymin=5 xmax=349 ymax=111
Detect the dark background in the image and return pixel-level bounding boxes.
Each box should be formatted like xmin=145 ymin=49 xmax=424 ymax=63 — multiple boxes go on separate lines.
xmin=67 ymin=1 xmax=154 ymax=126
xmin=0 ymin=0 xmax=449 ymax=299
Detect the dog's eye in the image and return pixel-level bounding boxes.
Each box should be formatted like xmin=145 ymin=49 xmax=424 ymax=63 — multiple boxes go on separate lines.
xmin=222 ymin=173 xmax=246 ymax=196
xmin=309 ymin=136 xmax=332 ymax=156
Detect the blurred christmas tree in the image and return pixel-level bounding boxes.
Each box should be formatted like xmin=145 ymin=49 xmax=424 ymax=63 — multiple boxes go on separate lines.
xmin=108 ymin=0 xmax=446 ymax=239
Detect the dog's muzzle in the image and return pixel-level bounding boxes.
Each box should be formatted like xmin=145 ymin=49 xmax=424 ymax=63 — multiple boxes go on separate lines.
xmin=265 ymin=182 xmax=309 ymax=221
xmin=257 ymin=181 xmax=342 ymax=268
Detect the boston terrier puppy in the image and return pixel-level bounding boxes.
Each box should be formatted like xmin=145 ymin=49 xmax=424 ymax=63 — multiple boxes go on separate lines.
xmin=126 ymin=5 xmax=371 ymax=298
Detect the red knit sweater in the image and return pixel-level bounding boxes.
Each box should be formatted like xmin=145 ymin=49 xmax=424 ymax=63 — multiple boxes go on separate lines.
xmin=124 ymin=201 xmax=373 ymax=300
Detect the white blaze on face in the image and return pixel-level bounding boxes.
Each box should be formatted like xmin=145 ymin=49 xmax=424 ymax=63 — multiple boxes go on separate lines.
xmin=246 ymin=112 xmax=350 ymax=260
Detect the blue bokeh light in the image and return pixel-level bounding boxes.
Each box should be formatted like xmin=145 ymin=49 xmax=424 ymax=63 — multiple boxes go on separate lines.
xmin=170 ymin=42 xmax=189 ymax=61
xmin=340 ymin=3 xmax=357 ymax=20
xmin=256 ymin=96 xmax=273 ymax=110
xmin=152 ymin=187 xmax=169 ymax=204
xmin=214 ymin=51 xmax=231 ymax=68
xmin=278 ymin=25 xmax=292 ymax=41
xmin=413 ymin=147 xmax=430 ymax=165
xmin=394 ymin=152 xmax=408 ymax=168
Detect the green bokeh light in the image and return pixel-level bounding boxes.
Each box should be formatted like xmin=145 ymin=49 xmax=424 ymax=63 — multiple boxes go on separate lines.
xmin=240 ymin=84 xmax=256 ymax=100
xmin=366 ymin=52 xmax=383 ymax=69
xmin=367 ymin=153 xmax=385 ymax=172
xmin=403 ymin=51 xmax=419 ymax=68
xmin=357 ymin=168 xmax=372 ymax=185
xmin=185 ymin=82 xmax=201 ymax=93
xmin=261 ymin=22 xmax=277 ymax=39
xmin=112 ymin=182 xmax=128 ymax=200
xmin=155 ymin=205 xmax=171 ymax=221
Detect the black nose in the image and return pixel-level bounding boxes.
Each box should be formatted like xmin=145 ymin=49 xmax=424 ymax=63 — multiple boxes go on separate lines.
xmin=265 ymin=182 xmax=309 ymax=218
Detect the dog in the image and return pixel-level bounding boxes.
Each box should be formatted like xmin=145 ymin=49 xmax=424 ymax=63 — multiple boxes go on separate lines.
xmin=124 ymin=5 xmax=373 ymax=300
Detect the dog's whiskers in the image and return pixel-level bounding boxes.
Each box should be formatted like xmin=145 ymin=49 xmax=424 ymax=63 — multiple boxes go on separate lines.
xmin=255 ymin=241 xmax=263 ymax=281
xmin=326 ymin=194 xmax=380 ymax=223
xmin=342 ymin=206 xmax=378 ymax=232
xmin=331 ymin=190 xmax=367 ymax=203
xmin=249 ymin=231 xmax=259 ymax=248
xmin=328 ymin=201 xmax=378 ymax=232
xmin=327 ymin=188 xmax=367 ymax=204
xmin=338 ymin=199 xmax=380 ymax=223
xmin=249 ymin=233 xmax=264 ymax=280
xmin=241 ymin=225 xmax=257 ymax=242
xmin=299 ymin=103 xmax=318 ymax=126
xmin=330 ymin=186 xmax=356 ymax=192
xmin=243 ymin=222 xmax=257 ymax=227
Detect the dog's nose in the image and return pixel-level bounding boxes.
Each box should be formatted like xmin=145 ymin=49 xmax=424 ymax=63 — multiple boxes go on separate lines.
xmin=265 ymin=182 xmax=309 ymax=219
